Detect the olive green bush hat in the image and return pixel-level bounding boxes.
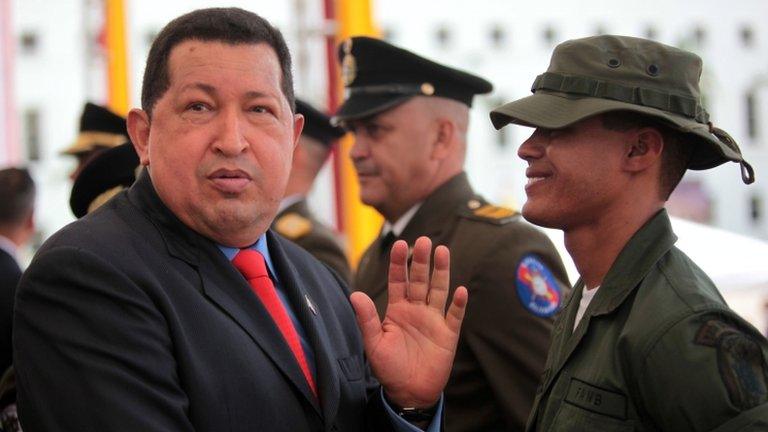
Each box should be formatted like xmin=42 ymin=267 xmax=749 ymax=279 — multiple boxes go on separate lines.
xmin=490 ymin=35 xmax=754 ymax=184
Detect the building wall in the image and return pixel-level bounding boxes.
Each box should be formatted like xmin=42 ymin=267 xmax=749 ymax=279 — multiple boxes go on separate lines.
xmin=8 ymin=0 xmax=768 ymax=247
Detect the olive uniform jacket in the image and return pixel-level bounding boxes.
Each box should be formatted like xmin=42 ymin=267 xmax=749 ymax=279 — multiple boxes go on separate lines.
xmin=528 ymin=210 xmax=768 ymax=431
xmin=272 ymin=199 xmax=351 ymax=284
xmin=354 ymin=173 xmax=570 ymax=432
xmin=13 ymin=171 xmax=396 ymax=432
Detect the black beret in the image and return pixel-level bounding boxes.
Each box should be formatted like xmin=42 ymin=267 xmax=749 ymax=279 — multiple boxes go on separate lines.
xmin=333 ymin=36 xmax=493 ymax=124
xmin=296 ymin=99 xmax=345 ymax=146
xmin=70 ymin=142 xmax=139 ymax=218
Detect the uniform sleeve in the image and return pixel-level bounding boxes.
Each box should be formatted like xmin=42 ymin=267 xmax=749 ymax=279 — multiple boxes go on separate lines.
xmin=13 ymin=246 xmax=195 ymax=432
xmin=637 ymin=310 xmax=768 ymax=431
xmin=459 ymin=228 xmax=570 ymax=429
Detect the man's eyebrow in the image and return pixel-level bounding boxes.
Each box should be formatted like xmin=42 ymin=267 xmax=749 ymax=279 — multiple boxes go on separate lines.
xmin=243 ymin=90 xmax=277 ymax=100
xmin=179 ymin=82 xmax=216 ymax=95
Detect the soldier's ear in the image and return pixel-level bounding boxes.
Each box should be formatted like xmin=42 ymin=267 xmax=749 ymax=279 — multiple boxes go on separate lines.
xmin=622 ymin=127 xmax=663 ymax=173
xmin=431 ymin=118 xmax=455 ymax=160
xmin=127 ymin=109 xmax=151 ymax=166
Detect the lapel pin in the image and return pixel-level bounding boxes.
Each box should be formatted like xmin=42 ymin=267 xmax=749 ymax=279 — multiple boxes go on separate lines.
xmin=305 ymin=294 xmax=317 ymax=315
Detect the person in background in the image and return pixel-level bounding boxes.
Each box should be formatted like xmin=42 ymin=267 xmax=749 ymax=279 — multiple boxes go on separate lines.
xmin=69 ymin=142 xmax=139 ymax=218
xmin=62 ymin=102 xmax=128 ymax=181
xmin=335 ymin=36 xmax=570 ymax=432
xmin=490 ymin=34 xmax=767 ymax=431
xmin=0 ymin=167 xmax=35 ymax=432
xmin=272 ymin=98 xmax=351 ymax=283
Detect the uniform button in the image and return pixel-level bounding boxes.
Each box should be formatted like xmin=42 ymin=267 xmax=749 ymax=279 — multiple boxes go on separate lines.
xmin=467 ymin=199 xmax=481 ymax=209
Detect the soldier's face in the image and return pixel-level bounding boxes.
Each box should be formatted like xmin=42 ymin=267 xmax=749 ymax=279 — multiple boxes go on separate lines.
xmin=127 ymin=40 xmax=303 ymax=247
xmin=517 ymin=115 xmax=628 ymax=230
xmin=348 ymin=98 xmax=440 ymax=220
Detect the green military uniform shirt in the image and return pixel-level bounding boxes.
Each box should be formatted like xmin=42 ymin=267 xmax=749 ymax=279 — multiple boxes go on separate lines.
xmin=354 ymin=172 xmax=570 ymax=432
xmin=528 ymin=209 xmax=768 ymax=431
xmin=272 ymin=199 xmax=352 ymax=284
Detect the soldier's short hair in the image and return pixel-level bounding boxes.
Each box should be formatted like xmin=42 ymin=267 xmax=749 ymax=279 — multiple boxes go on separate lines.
xmin=601 ymin=111 xmax=693 ymax=200
xmin=141 ymin=7 xmax=295 ymax=117
xmin=0 ymin=167 xmax=35 ymax=227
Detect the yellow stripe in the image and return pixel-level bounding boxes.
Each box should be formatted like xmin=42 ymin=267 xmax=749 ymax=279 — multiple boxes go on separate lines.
xmin=336 ymin=0 xmax=382 ymax=267
xmin=105 ymin=0 xmax=130 ymax=116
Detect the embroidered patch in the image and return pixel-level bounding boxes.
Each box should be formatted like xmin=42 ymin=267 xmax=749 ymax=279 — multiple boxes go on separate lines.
xmin=515 ymin=254 xmax=561 ymax=317
xmin=694 ymin=316 xmax=768 ymax=410
xmin=274 ymin=213 xmax=312 ymax=240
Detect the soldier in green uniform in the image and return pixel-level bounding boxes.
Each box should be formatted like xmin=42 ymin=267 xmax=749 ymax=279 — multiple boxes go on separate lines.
xmin=491 ymin=35 xmax=768 ymax=431
xmin=272 ymin=99 xmax=351 ymax=283
xmin=334 ymin=36 xmax=570 ymax=432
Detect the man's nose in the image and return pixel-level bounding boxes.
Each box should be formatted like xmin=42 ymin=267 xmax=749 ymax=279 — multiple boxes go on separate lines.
xmin=518 ymin=129 xmax=545 ymax=162
xmin=214 ymin=109 xmax=248 ymax=156
xmin=348 ymin=133 xmax=370 ymax=161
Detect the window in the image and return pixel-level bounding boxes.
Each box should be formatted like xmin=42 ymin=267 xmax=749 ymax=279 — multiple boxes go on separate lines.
xmin=746 ymin=92 xmax=758 ymax=140
xmin=750 ymin=194 xmax=762 ymax=222
xmin=693 ymin=26 xmax=707 ymax=47
xmin=542 ymin=25 xmax=557 ymax=46
xmin=644 ymin=26 xmax=658 ymax=40
xmin=740 ymin=26 xmax=754 ymax=48
xmin=23 ymin=108 xmax=41 ymax=161
xmin=490 ymin=25 xmax=506 ymax=49
xmin=435 ymin=25 xmax=451 ymax=49
xmin=19 ymin=30 xmax=39 ymax=55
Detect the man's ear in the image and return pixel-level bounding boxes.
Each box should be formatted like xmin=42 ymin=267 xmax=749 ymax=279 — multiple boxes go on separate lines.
xmin=292 ymin=113 xmax=305 ymax=152
xmin=127 ymin=108 xmax=151 ymax=166
xmin=623 ymin=127 xmax=664 ymax=173
xmin=431 ymin=118 xmax=455 ymax=160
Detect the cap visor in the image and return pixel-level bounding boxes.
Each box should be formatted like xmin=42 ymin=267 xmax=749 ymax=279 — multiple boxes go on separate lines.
xmin=332 ymin=94 xmax=412 ymax=125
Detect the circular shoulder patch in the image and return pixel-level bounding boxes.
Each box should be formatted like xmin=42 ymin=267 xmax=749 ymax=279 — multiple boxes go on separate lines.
xmin=516 ymin=254 xmax=562 ymax=317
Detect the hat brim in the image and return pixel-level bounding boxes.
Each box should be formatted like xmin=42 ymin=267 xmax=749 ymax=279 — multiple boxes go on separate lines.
xmin=332 ymin=94 xmax=412 ymax=126
xmin=490 ymin=91 xmax=745 ymax=170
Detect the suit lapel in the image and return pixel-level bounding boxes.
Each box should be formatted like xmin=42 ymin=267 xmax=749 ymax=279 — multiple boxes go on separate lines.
xmin=197 ymin=245 xmax=323 ymax=413
xmin=268 ymin=232 xmax=341 ymax=423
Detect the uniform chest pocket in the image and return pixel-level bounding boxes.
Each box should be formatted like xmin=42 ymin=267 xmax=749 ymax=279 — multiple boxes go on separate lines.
xmin=550 ymin=378 xmax=634 ymax=432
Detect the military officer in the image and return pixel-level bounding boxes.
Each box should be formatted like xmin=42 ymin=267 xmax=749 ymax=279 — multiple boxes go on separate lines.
xmin=491 ymin=35 xmax=768 ymax=431
xmin=335 ymin=37 xmax=570 ymax=432
xmin=69 ymin=141 xmax=139 ymax=218
xmin=272 ymin=99 xmax=351 ymax=282
xmin=62 ymin=102 xmax=128 ymax=180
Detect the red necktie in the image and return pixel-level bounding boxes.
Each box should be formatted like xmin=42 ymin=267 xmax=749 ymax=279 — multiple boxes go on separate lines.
xmin=232 ymin=249 xmax=317 ymax=397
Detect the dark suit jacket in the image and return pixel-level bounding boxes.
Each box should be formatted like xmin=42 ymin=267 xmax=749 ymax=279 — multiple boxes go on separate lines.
xmin=0 ymin=248 xmax=20 ymax=375
xmin=272 ymin=200 xmax=351 ymax=284
xmin=355 ymin=173 xmax=570 ymax=432
xmin=14 ymin=171 xmax=393 ymax=432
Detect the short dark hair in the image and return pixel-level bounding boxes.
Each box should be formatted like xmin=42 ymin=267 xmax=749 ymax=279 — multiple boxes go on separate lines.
xmin=141 ymin=7 xmax=295 ymax=117
xmin=601 ymin=111 xmax=693 ymax=200
xmin=0 ymin=167 xmax=35 ymax=226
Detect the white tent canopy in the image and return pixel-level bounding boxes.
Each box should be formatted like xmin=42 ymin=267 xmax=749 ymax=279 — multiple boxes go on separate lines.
xmin=542 ymin=217 xmax=768 ymax=332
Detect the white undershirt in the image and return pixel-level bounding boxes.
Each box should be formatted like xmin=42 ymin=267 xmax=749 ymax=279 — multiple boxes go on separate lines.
xmin=381 ymin=203 xmax=422 ymax=237
xmin=573 ymin=285 xmax=599 ymax=330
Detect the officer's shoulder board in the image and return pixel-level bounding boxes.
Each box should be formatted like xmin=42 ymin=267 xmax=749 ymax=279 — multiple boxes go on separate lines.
xmin=458 ymin=198 xmax=519 ymax=225
xmin=274 ymin=212 xmax=313 ymax=240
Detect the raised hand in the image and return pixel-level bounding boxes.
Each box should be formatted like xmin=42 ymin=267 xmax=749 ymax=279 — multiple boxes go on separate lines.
xmin=350 ymin=236 xmax=469 ymax=408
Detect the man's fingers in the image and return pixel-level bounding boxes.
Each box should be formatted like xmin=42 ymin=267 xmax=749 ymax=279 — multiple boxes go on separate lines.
xmin=407 ymin=237 xmax=432 ymax=303
xmin=350 ymin=291 xmax=383 ymax=352
xmin=445 ymin=286 xmax=468 ymax=335
xmin=387 ymin=240 xmax=409 ymax=304
xmin=427 ymin=245 xmax=450 ymax=312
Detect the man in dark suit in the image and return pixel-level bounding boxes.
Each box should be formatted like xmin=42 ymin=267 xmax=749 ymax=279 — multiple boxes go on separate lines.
xmin=14 ymin=8 xmax=467 ymax=432
xmin=335 ymin=37 xmax=570 ymax=431
xmin=272 ymin=99 xmax=351 ymax=283
xmin=0 ymin=167 xmax=35 ymax=376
